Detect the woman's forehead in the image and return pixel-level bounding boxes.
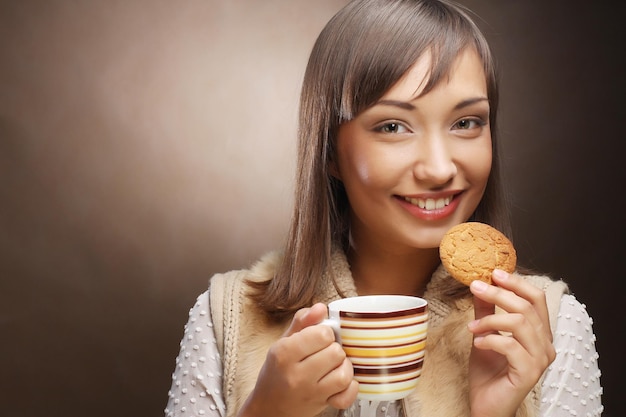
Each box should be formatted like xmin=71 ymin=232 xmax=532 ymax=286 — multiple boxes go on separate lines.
xmin=379 ymin=48 xmax=487 ymax=103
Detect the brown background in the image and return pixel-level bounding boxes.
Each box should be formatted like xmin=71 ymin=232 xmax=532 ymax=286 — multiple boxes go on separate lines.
xmin=0 ymin=1 xmax=623 ymax=416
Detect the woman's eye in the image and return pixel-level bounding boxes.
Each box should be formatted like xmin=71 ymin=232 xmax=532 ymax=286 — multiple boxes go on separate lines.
xmin=377 ymin=122 xmax=408 ymax=134
xmin=453 ymin=118 xmax=485 ymax=130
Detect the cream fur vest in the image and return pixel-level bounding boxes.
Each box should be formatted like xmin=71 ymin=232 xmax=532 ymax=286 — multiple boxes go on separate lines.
xmin=209 ymin=250 xmax=568 ymax=417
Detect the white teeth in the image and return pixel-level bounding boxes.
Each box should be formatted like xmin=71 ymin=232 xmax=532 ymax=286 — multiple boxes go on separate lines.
xmin=404 ymin=196 xmax=451 ymax=210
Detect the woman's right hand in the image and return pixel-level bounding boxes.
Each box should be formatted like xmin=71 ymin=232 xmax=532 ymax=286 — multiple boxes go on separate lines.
xmin=237 ymin=303 xmax=359 ymax=417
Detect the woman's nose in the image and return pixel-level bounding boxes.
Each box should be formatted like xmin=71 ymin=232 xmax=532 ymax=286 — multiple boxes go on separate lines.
xmin=412 ymin=137 xmax=457 ymax=185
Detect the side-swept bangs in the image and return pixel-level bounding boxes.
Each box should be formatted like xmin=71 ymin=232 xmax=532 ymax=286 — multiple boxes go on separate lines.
xmin=308 ymin=0 xmax=498 ymax=126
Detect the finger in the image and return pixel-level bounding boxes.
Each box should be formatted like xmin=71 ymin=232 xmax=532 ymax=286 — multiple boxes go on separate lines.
xmin=468 ymin=312 xmax=553 ymax=358
xmin=279 ymin=323 xmax=337 ymax=364
xmin=470 ymin=274 xmax=546 ymax=336
xmin=283 ymin=303 xmax=329 ymax=337
xmin=318 ymin=356 xmax=358 ymax=409
xmin=471 ymin=284 xmax=495 ymax=321
xmin=315 ymin=349 xmax=353 ymax=385
xmin=327 ymin=378 xmax=359 ymax=410
xmin=492 ymin=269 xmax=551 ymax=334
xmin=473 ymin=332 xmax=553 ymax=386
xmin=299 ymin=343 xmax=355 ymax=404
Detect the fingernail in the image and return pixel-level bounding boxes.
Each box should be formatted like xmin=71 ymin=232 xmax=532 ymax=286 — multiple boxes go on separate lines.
xmin=470 ymin=280 xmax=488 ymax=292
xmin=493 ymin=269 xmax=508 ymax=280
xmin=467 ymin=319 xmax=479 ymax=330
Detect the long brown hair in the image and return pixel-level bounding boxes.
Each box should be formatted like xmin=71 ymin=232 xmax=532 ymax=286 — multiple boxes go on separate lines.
xmin=250 ymin=0 xmax=509 ymax=320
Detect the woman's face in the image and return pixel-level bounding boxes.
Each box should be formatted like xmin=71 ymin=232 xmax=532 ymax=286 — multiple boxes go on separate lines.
xmin=334 ymin=47 xmax=492 ymax=252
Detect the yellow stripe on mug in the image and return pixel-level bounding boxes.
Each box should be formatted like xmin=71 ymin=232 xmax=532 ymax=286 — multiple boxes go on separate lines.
xmin=343 ymin=340 xmax=426 ymax=358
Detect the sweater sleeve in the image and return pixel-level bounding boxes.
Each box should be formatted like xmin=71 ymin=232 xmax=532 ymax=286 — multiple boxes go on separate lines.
xmin=539 ymin=294 xmax=603 ymax=417
xmin=165 ymin=290 xmax=226 ymax=417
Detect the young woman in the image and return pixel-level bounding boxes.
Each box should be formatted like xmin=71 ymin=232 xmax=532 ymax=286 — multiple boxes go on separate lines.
xmin=165 ymin=1 xmax=602 ymax=416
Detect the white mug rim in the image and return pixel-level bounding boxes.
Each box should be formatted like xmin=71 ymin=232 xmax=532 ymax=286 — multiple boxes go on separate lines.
xmin=328 ymin=294 xmax=427 ymax=314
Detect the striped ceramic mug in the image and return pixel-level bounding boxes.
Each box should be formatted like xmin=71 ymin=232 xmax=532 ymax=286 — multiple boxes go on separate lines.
xmin=323 ymin=295 xmax=428 ymax=401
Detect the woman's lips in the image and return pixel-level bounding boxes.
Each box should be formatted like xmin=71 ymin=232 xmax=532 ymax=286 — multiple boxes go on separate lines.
xmin=395 ymin=192 xmax=462 ymax=220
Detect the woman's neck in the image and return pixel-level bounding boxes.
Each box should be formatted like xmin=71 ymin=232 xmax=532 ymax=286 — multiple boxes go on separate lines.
xmin=346 ymin=243 xmax=440 ymax=297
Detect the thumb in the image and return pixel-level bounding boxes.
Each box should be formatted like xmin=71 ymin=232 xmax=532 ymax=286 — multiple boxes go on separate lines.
xmin=283 ymin=302 xmax=328 ymax=337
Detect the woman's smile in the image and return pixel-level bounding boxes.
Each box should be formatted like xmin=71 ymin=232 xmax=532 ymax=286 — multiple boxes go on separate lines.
xmin=395 ymin=191 xmax=462 ymax=221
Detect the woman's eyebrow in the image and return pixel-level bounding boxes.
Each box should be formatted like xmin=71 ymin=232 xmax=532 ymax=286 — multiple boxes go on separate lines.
xmin=375 ymin=99 xmax=416 ymax=110
xmin=453 ymin=97 xmax=489 ymax=110
xmin=375 ymin=96 xmax=489 ymax=111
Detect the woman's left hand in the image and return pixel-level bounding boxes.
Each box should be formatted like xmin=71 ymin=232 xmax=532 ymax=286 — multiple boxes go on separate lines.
xmin=467 ymin=269 xmax=556 ymax=417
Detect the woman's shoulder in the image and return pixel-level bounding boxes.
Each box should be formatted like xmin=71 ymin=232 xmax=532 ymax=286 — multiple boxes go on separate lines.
xmin=516 ymin=270 xmax=569 ymax=293
xmin=516 ymin=270 xmax=595 ymax=327
xmin=557 ymin=293 xmax=594 ymax=322
xmin=209 ymin=250 xmax=283 ymax=284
